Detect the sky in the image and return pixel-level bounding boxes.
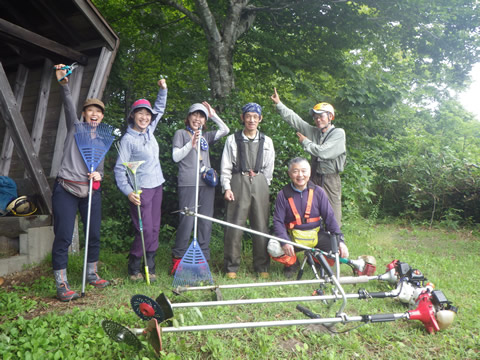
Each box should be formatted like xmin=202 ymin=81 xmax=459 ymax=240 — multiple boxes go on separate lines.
xmin=459 ymin=63 xmax=480 ymax=121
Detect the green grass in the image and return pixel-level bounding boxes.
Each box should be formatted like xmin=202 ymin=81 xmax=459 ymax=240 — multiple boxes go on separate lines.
xmin=1 ymin=219 xmax=479 ymax=359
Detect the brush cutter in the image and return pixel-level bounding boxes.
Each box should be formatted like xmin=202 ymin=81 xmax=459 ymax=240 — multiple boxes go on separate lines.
xmin=180 ymin=207 xmax=377 ymax=282
xmin=133 ymin=275 xmax=448 ymax=324
xmin=172 ymin=258 xmax=424 ymax=306
xmin=173 ymin=127 xmax=213 ymax=287
xmin=101 ymin=319 xmax=162 ymax=356
xmin=117 ymin=290 xmax=456 ymax=353
xmin=74 ymin=122 xmax=114 ymax=297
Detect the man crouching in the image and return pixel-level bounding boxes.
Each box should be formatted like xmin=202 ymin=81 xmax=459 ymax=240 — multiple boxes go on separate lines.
xmin=270 ymin=157 xmax=349 ymax=278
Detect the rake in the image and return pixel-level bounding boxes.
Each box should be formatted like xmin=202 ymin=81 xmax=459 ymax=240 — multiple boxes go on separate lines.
xmin=115 ymin=142 xmax=151 ymax=285
xmin=74 ymin=122 xmax=114 ymax=297
xmin=173 ymin=127 xmax=213 ymax=287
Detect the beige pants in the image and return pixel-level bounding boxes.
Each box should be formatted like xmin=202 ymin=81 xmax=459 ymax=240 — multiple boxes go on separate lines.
xmin=311 ymin=172 xmax=342 ymax=227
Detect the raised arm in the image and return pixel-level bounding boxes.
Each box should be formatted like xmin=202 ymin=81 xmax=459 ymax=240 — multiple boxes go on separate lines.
xmin=202 ymin=102 xmax=230 ymax=141
xmin=55 ymin=64 xmax=78 ymax=130
xmin=151 ymin=79 xmax=168 ymax=129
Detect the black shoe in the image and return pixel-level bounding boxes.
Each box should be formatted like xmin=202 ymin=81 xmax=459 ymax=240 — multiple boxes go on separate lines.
xmin=283 ymin=260 xmax=300 ymax=279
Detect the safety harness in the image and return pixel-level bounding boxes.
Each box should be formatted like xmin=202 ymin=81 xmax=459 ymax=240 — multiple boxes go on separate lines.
xmin=232 ymin=130 xmax=265 ymax=175
xmin=283 ymin=182 xmax=321 ymax=230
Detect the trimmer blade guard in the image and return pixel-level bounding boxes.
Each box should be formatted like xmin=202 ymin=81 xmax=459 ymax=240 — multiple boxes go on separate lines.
xmin=155 ymin=293 xmax=174 ymax=320
xmin=131 ymin=294 xmax=165 ymax=322
xmin=145 ymin=319 xmax=162 ymax=355
xmin=101 ymin=320 xmax=143 ymax=350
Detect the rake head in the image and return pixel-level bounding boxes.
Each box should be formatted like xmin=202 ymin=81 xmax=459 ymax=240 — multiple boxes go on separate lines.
xmin=74 ymin=122 xmax=115 ymax=171
xmin=172 ymin=240 xmax=214 ymax=287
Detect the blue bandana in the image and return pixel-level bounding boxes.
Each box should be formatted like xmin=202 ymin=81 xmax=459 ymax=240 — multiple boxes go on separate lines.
xmin=186 ymin=126 xmax=208 ymax=151
xmin=242 ymin=102 xmax=262 ymax=116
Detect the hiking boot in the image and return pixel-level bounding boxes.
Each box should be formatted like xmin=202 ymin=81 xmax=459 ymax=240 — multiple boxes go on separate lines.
xmin=54 ymin=269 xmax=79 ymax=302
xmin=283 ymin=260 xmax=300 ymax=279
xmin=170 ymin=257 xmax=181 ymax=275
xmin=148 ymin=273 xmax=157 ymax=283
xmin=87 ymin=262 xmax=110 ymax=288
xmin=226 ymin=272 xmax=237 ymax=279
xmin=57 ymin=282 xmax=80 ymax=302
xmin=129 ymin=273 xmax=144 ymax=282
xmin=128 ymin=254 xmax=142 ymax=276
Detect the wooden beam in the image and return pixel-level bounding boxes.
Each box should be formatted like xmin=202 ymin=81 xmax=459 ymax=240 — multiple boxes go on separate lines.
xmin=0 ymin=62 xmax=53 ymax=215
xmin=0 ymin=64 xmax=28 ymax=176
xmin=73 ymin=0 xmax=119 ymax=51
xmin=49 ymin=66 xmax=84 ymax=178
xmin=31 ymin=59 xmax=54 ymax=156
xmin=30 ymin=1 xmax=81 ymax=47
xmin=87 ymin=47 xmax=116 ymax=100
xmin=0 ymin=18 xmax=88 ymax=65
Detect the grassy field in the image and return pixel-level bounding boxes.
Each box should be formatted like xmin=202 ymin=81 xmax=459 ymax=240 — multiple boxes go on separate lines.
xmin=0 ymin=219 xmax=479 ymax=359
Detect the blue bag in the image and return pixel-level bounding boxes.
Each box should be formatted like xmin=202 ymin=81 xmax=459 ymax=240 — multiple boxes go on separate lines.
xmin=0 ymin=176 xmax=18 ymax=215
xmin=201 ymin=167 xmax=219 ymax=187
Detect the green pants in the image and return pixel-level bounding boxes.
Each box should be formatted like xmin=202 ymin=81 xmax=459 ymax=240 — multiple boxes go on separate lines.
xmin=223 ymin=173 xmax=270 ymax=273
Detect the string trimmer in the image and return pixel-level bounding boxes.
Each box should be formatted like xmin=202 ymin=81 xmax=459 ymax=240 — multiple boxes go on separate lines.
xmin=180 ymin=207 xmax=373 ymax=278
xmin=115 ymin=289 xmax=456 ymax=353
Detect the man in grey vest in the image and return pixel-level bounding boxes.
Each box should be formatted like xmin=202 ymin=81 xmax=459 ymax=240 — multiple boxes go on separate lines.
xmin=271 ymin=88 xmax=346 ymax=227
xmin=220 ymin=103 xmax=275 ymax=279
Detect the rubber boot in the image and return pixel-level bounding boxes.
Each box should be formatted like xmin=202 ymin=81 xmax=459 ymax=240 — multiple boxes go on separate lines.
xmin=146 ymin=252 xmax=157 ymax=283
xmin=86 ymin=262 xmax=110 ymax=288
xmin=170 ymin=257 xmax=182 ymax=275
xmin=128 ymin=254 xmax=143 ymax=281
xmin=54 ymin=269 xmax=79 ymax=302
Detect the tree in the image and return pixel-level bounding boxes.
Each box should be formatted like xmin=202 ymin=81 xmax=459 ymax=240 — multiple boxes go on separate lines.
xmin=114 ymin=0 xmax=480 ymax=102
xmin=93 ymin=0 xmax=480 ymax=231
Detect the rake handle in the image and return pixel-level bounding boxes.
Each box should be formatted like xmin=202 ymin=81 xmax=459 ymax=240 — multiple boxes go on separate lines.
xmin=81 ymin=173 xmax=94 ymax=297
xmin=193 ymin=128 xmax=202 ymax=246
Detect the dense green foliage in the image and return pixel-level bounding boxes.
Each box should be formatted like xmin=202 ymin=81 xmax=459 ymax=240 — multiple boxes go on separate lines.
xmin=90 ymin=1 xmax=480 ymax=250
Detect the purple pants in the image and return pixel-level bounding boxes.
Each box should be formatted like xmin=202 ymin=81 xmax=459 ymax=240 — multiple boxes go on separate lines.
xmin=129 ymin=185 xmax=163 ymax=258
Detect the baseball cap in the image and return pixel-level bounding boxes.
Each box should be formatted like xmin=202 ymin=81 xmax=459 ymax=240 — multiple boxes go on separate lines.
xmin=83 ymin=98 xmax=105 ymax=113
xmin=188 ymin=103 xmax=208 ymax=118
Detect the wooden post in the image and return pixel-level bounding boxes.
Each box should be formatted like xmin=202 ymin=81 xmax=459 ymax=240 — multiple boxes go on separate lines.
xmin=0 ymin=62 xmax=53 ymax=215
xmin=0 ymin=64 xmax=28 ymax=176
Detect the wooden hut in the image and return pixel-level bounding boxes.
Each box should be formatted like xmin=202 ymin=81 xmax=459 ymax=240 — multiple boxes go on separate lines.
xmin=0 ymin=0 xmax=119 ymax=275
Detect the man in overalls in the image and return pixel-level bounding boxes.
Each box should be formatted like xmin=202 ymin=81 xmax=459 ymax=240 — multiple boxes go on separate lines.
xmin=220 ymin=103 xmax=275 ymax=279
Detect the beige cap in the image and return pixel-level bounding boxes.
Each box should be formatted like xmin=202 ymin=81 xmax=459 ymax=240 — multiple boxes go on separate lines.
xmin=83 ymin=98 xmax=105 ymax=112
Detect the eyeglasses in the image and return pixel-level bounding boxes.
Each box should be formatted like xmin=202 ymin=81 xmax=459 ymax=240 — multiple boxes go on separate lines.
xmin=244 ymin=113 xmax=261 ymax=121
xmin=312 ymin=113 xmax=328 ymax=121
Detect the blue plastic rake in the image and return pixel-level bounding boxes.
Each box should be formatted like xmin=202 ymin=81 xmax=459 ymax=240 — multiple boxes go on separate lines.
xmin=74 ymin=122 xmax=115 ymax=296
xmin=173 ymin=127 xmax=213 ymax=287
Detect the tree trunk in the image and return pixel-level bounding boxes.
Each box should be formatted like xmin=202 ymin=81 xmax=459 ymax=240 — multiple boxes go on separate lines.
xmin=207 ymin=41 xmax=234 ymax=99
xmin=160 ymin=0 xmax=257 ymax=99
